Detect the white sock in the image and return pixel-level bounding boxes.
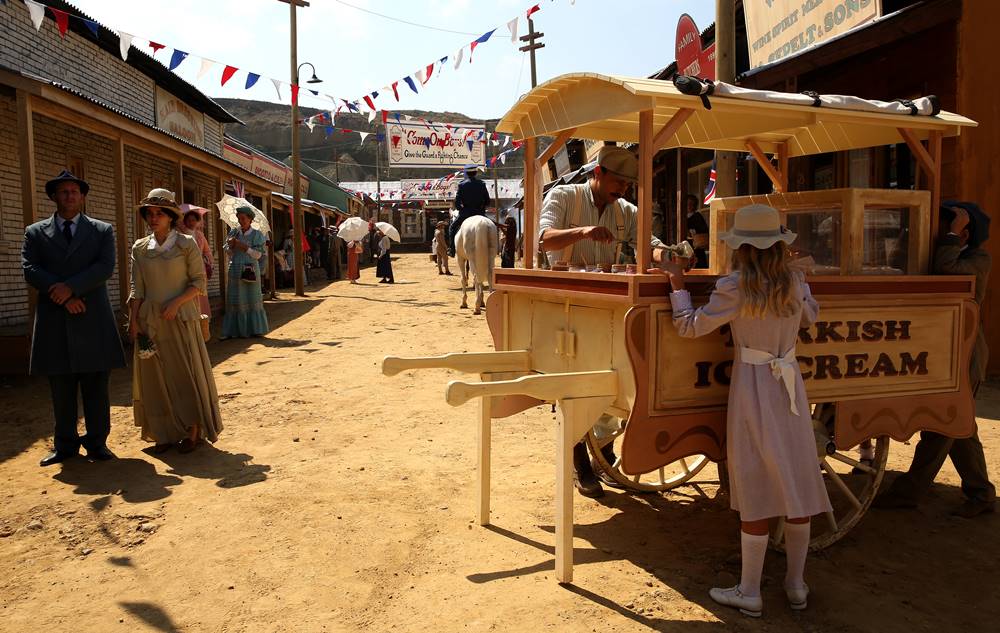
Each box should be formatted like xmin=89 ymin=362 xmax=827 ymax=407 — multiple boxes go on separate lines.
xmin=784 ymin=521 xmax=811 ymax=590
xmin=738 ymin=531 xmax=769 ymax=598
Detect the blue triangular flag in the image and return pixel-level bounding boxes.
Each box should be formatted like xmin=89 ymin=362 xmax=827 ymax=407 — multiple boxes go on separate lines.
xmin=403 ymin=76 xmax=418 ymax=94
xmin=82 ymin=19 xmax=99 ymax=38
xmin=168 ymin=50 xmax=189 ymax=71
xmin=474 ymin=29 xmax=496 ymax=44
xmin=325 ymin=126 xmax=334 ymax=138
xmin=440 ymin=56 xmax=448 ymax=64
xmin=393 ymin=113 xmax=401 ymax=123
xmin=309 ymin=89 xmax=319 ymax=96
xmin=376 ymin=131 xmax=385 ymax=142
xmin=245 ymin=72 xmax=260 ymax=89
xmin=371 ymin=90 xmax=379 ymax=100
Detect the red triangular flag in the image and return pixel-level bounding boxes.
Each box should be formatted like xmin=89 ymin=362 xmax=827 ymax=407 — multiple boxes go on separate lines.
xmin=381 ymin=110 xmax=388 ymax=124
xmin=391 ymin=81 xmax=400 ymax=101
xmin=424 ymin=63 xmax=434 ymax=84
xmin=49 ymin=8 xmax=70 ymax=37
xmin=363 ymin=95 xmax=375 ymax=110
xmin=148 ymin=41 xmax=166 ymax=55
xmin=526 ymin=4 xmax=541 ymax=19
xmin=291 ymin=84 xmax=299 ymax=106
xmin=221 ymin=65 xmax=239 ymax=86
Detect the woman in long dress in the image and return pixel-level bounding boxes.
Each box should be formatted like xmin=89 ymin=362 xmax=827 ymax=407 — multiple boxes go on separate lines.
xmin=129 ymin=189 xmax=223 ymax=453
xmin=652 ymin=204 xmax=831 ymax=618
xmin=221 ymin=206 xmax=270 ymax=339
xmin=346 ymin=240 xmax=361 ymax=284
xmin=375 ymin=230 xmax=394 ymax=284
xmin=179 ymin=207 xmax=214 ymax=341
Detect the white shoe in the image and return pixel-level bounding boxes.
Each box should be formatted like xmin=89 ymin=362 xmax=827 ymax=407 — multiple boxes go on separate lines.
xmin=709 ymin=585 xmax=762 ymax=618
xmin=785 ymin=583 xmax=809 ymax=610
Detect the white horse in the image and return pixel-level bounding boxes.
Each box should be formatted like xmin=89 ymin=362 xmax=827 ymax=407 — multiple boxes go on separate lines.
xmin=455 ymin=215 xmax=498 ymax=315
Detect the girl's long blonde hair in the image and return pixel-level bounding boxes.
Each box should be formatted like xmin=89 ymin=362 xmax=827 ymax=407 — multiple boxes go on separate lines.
xmin=732 ymin=243 xmax=798 ymax=318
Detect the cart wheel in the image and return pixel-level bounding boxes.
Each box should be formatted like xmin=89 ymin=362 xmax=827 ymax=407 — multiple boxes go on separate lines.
xmin=771 ymin=402 xmax=889 ymax=552
xmin=586 ymin=423 xmax=711 ymax=493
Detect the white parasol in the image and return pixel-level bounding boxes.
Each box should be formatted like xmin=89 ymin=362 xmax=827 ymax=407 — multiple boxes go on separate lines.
xmin=336 ymin=216 xmax=370 ymax=242
xmin=376 ymin=221 xmax=401 ymax=242
xmin=215 ymin=194 xmax=272 ymax=236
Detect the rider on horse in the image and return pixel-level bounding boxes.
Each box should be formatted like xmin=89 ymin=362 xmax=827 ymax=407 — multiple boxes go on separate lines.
xmin=449 ymin=164 xmax=492 ymax=256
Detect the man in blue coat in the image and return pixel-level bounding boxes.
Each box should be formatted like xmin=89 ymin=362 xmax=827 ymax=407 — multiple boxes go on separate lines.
xmin=448 ymin=164 xmax=492 ymax=256
xmin=22 ymin=170 xmax=126 ymax=466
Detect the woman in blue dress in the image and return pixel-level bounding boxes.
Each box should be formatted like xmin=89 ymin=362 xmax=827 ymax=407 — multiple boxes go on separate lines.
xmin=221 ymin=206 xmax=270 ymax=339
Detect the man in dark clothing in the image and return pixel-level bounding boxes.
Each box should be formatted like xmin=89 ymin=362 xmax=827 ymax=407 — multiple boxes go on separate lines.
xmin=875 ymin=202 xmax=994 ymax=518
xmin=449 ymin=164 xmax=491 ymax=256
xmin=684 ymin=194 xmax=710 ymax=268
xmin=22 ymin=170 xmax=126 ymax=466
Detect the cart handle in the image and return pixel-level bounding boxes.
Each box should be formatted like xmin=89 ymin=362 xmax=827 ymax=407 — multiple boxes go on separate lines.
xmin=382 ymin=350 xmax=531 ymax=377
xmin=446 ymin=370 xmax=618 ymax=407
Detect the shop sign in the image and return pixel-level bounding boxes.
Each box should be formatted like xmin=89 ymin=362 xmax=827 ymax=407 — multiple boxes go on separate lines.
xmin=155 ymin=86 xmax=205 ymax=147
xmin=675 ymin=14 xmax=716 ymax=80
xmin=401 ymin=178 xmax=460 ymax=200
xmin=387 ymin=121 xmax=486 ymax=169
xmin=654 ymin=302 xmax=959 ymax=411
xmin=252 ymin=154 xmax=289 ymax=188
xmin=222 ymin=142 xmax=254 ymax=173
xmin=744 ymin=0 xmax=881 ymax=69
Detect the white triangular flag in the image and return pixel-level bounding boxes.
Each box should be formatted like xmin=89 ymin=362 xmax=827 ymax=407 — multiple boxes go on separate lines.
xmin=118 ymin=31 xmax=134 ymax=61
xmin=404 ymin=115 xmax=413 ymax=122
xmin=500 ymin=153 xmax=507 ymax=165
xmin=453 ymin=47 xmax=464 ymax=70
xmin=503 ymin=135 xmax=510 ymax=147
xmin=415 ymin=68 xmax=426 ymax=84
xmin=508 ymin=17 xmax=519 ymax=43
xmin=359 ymin=132 xmax=370 ymax=146
xmin=197 ymin=58 xmax=216 ymax=80
xmin=330 ymin=110 xmax=337 ymax=125
xmin=271 ymin=78 xmax=282 ymax=100
xmin=25 ymin=0 xmax=45 ymax=31
xmin=367 ymin=110 xmax=376 ymax=124
xmin=305 ymin=117 xmax=316 ymax=132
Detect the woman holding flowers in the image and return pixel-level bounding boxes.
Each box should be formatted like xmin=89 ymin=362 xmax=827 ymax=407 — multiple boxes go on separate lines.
xmin=129 ymin=189 xmax=223 ymax=454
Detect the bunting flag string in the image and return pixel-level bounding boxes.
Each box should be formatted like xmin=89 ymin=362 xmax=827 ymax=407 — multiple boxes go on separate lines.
xmin=11 ymin=0 xmax=567 ymax=112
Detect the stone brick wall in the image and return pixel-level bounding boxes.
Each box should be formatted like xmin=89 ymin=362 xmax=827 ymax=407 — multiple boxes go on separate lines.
xmin=0 ymin=2 xmax=228 ymax=155
xmin=0 ymin=94 xmax=26 ymax=329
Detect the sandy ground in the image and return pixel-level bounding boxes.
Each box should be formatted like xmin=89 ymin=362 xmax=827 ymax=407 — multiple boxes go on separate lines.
xmin=1 ymin=253 xmax=999 ymax=633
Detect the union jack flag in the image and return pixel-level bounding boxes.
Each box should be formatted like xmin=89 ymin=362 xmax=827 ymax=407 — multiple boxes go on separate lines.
xmin=229 ymin=179 xmax=246 ymax=200
xmin=703 ymin=158 xmax=717 ymax=205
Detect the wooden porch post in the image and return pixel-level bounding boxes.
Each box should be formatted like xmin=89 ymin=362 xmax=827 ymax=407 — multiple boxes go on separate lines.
xmin=523 ymin=137 xmax=537 ymax=269
xmin=17 ymin=90 xmax=38 ymax=332
xmin=265 ymin=194 xmax=277 ymax=298
xmin=113 ymin=136 xmax=128 ymax=309
xmin=215 ymin=175 xmax=227 ymax=309
xmin=638 ymin=110 xmax=654 ymax=272
xmin=176 ymin=163 xmax=185 ymax=203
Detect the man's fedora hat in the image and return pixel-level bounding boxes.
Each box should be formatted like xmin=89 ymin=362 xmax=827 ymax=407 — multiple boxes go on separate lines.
xmin=597 ymin=146 xmax=638 ymax=182
xmin=718 ymin=204 xmax=797 ymax=250
xmin=138 ymin=188 xmax=181 ymax=220
xmin=45 ymin=170 xmax=90 ymax=199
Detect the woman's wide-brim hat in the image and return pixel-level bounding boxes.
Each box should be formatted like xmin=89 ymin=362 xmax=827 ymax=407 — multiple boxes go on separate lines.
xmin=718 ymin=204 xmax=797 ymax=250
xmin=179 ymin=203 xmax=210 ymax=219
xmin=138 ymin=188 xmax=181 ymax=219
xmin=45 ymin=170 xmax=90 ymax=199
xmin=235 ymin=205 xmax=256 ymax=219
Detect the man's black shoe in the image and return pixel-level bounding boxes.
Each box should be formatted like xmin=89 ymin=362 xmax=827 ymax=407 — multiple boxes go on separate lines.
xmin=87 ymin=446 xmax=116 ymax=461
xmin=593 ymin=442 xmax=625 ymax=489
xmin=573 ymin=441 xmax=604 ymax=498
xmin=39 ymin=451 xmax=77 ymax=467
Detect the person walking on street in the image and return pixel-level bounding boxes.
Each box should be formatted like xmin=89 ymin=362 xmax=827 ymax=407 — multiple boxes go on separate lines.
xmin=376 ymin=229 xmax=394 ymax=284
xmin=346 ymin=239 xmax=362 ymax=284
xmin=651 ymin=204 xmax=831 ymax=618
xmin=22 ymin=170 xmax=126 ymax=466
xmin=179 ymin=206 xmax=214 ymax=341
xmin=434 ymin=221 xmax=452 ymax=275
xmin=129 ymin=189 xmax=223 ymax=453
xmin=449 ymin=165 xmax=491 ymax=256
xmin=221 ymin=206 xmax=270 ymax=339
xmin=500 ymin=215 xmax=518 ymax=268
xmin=874 ymin=202 xmax=995 ymax=518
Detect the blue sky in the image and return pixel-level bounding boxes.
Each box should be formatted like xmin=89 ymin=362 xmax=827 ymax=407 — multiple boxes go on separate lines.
xmin=70 ymin=0 xmax=716 ymax=119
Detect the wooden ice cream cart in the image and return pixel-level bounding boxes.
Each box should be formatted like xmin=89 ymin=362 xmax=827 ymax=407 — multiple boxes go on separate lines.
xmin=382 ymin=74 xmax=979 ymax=583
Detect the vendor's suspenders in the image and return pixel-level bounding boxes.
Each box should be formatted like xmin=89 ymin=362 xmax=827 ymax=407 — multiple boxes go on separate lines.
xmin=561 ymin=185 xmax=626 ymax=264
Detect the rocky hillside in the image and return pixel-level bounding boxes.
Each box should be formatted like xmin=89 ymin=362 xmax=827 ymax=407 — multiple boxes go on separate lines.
xmin=216 ymin=98 xmax=524 ymax=183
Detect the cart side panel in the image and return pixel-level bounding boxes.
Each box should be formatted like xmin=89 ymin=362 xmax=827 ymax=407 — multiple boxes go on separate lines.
xmin=485 ymin=291 xmax=544 ymax=419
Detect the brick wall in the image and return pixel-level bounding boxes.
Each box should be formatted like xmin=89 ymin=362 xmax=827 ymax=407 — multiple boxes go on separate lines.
xmin=0 ymin=94 xmax=26 ymax=329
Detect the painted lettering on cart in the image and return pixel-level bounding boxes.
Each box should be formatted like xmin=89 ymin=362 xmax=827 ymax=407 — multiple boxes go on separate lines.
xmin=691 ymin=319 xmax=927 ymax=388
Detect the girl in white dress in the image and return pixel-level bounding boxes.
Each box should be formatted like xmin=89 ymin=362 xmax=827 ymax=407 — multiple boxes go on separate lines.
xmin=651 ymin=204 xmax=831 ymax=618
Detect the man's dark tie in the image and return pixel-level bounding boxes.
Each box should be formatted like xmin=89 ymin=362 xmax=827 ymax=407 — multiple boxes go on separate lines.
xmin=62 ymin=220 xmax=73 ymax=244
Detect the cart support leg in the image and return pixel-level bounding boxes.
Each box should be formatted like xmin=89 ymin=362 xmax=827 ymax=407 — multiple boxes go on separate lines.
xmin=477 ymin=387 xmax=492 ymax=526
xmin=555 ymin=395 xmax=616 ymax=584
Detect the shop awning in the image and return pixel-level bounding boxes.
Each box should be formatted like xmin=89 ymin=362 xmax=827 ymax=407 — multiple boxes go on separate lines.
xmin=496 ymin=73 xmax=976 ymax=157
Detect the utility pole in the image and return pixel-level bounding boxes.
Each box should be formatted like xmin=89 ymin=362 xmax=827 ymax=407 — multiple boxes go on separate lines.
xmin=281 ymin=0 xmax=309 ymax=297
xmin=375 ymin=124 xmax=382 ymax=222
xmin=518 ymin=18 xmax=544 ymax=89
xmin=715 ymin=0 xmax=737 ymax=198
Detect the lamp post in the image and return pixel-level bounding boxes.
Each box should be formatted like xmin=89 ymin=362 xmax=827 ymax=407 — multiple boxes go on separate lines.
xmin=281 ymin=0 xmax=320 ymax=296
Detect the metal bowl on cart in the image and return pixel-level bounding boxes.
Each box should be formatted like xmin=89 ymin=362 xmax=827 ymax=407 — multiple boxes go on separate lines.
xmin=383 ymin=73 xmax=979 ymax=582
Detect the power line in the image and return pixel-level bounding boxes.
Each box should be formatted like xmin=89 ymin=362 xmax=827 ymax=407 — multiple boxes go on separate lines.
xmin=332 ymin=0 xmax=479 ymax=36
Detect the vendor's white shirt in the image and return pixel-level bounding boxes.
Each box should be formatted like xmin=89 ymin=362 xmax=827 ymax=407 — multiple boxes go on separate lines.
xmin=538 ymin=183 xmax=663 ymax=265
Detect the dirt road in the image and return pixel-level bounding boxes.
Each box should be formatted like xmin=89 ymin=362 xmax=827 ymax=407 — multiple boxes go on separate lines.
xmin=2 ymin=253 xmax=998 ymax=632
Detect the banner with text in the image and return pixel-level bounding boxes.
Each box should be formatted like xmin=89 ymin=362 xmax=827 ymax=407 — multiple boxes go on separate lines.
xmin=744 ymin=0 xmax=881 ymax=69
xmin=387 ymin=121 xmax=486 ymax=169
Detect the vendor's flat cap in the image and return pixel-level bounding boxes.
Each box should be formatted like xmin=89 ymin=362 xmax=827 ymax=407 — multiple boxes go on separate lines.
xmin=598 ymin=146 xmax=638 ymax=182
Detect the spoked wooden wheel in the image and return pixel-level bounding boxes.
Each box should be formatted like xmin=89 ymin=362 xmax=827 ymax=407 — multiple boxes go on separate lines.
xmin=771 ymin=402 xmax=889 ymax=552
xmin=586 ymin=423 xmax=711 ymax=493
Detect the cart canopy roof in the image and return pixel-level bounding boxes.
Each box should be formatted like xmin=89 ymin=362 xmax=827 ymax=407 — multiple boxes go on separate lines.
xmin=496 ymin=73 xmax=977 ymax=157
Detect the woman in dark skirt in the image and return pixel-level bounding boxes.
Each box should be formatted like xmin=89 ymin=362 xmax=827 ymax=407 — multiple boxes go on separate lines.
xmin=375 ymin=229 xmax=394 ymax=283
